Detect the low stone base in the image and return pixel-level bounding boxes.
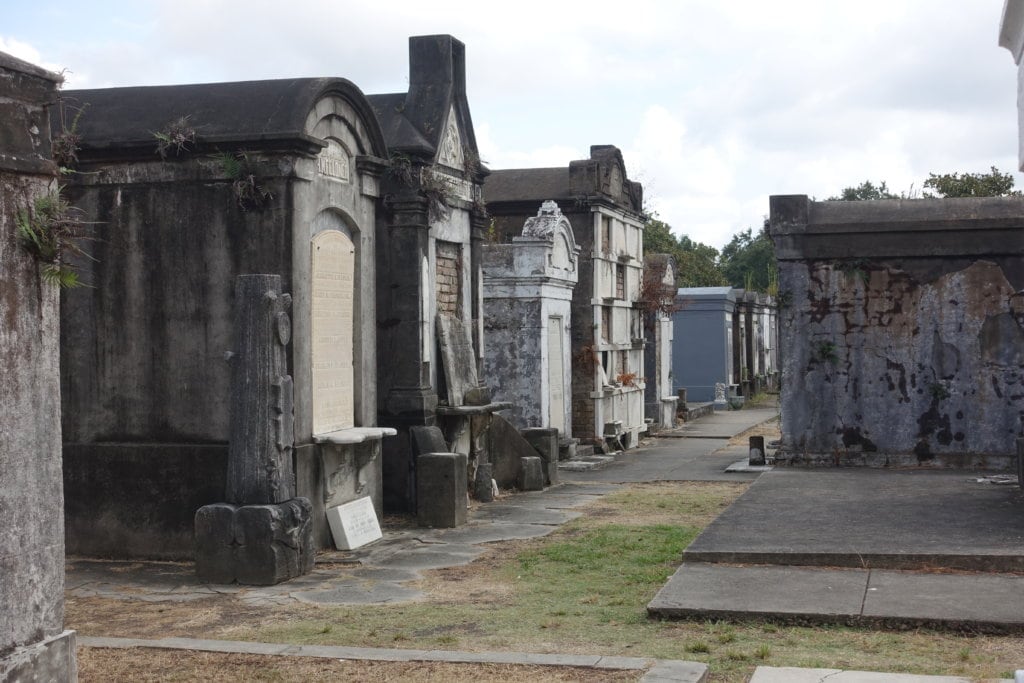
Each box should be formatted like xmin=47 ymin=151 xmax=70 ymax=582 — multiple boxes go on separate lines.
xmin=522 ymin=428 xmax=559 ymax=486
xmin=518 ymin=456 xmax=545 ymax=491
xmin=0 ymin=630 xmax=77 ymax=683
xmin=417 ymin=452 xmax=468 ymax=528
xmin=195 ymin=498 xmax=314 ymax=585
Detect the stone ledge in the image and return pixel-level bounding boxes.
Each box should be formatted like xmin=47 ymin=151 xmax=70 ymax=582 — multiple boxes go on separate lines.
xmin=313 ymin=427 xmax=397 ymax=444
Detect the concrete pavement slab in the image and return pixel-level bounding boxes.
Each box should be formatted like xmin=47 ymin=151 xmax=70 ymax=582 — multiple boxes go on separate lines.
xmin=647 ymin=563 xmax=868 ymax=621
xmin=470 ymin=504 xmax=581 ymax=525
xmin=863 ymin=570 xmax=1024 ymax=629
xmin=748 ymin=667 xmax=1012 ymax=682
xmin=640 ymin=660 xmax=710 ymax=682
xmin=78 ymin=635 xmax=709 ymax=679
xmin=416 ymin=522 xmax=560 ymax=544
xmin=684 ymin=469 xmax=1024 ymax=571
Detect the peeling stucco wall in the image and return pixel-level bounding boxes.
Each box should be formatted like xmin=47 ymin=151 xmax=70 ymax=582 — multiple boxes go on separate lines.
xmin=770 ymin=195 xmax=1024 ymax=467
xmin=0 ymin=51 xmax=76 ymax=682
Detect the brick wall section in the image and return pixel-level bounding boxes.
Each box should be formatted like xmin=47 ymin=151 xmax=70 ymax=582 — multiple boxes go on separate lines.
xmin=436 ymin=240 xmax=462 ymax=317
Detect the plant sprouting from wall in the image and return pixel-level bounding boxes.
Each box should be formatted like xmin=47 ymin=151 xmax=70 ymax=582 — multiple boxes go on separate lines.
xmin=385 ymin=152 xmax=415 ymax=186
xmin=928 ymin=382 xmax=951 ymax=401
xmin=420 ymin=169 xmax=454 ymax=223
xmin=836 ymin=258 xmax=872 ymax=284
xmin=16 ymin=190 xmax=92 ymax=288
xmin=51 ymin=99 xmax=88 ymax=171
xmin=812 ymin=340 xmax=839 ymax=365
xmin=218 ymin=151 xmax=273 ymax=212
xmin=638 ymin=265 xmax=681 ymax=325
xmin=154 ymin=116 xmax=197 ymax=159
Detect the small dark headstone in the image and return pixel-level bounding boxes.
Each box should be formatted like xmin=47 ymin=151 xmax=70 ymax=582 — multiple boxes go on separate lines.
xmin=417 ymin=452 xmax=468 ymax=528
xmin=518 ymin=456 xmax=544 ymax=491
xmin=749 ymin=435 xmax=766 ymax=466
xmin=474 ymin=462 xmax=494 ymax=502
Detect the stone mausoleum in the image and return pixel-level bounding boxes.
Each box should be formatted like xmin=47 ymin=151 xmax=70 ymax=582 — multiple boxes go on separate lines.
xmin=60 ymin=75 xmax=393 ymax=557
xmin=485 ymin=146 xmax=649 ymax=448
xmin=482 ymin=200 xmax=580 ymax=433
xmin=769 ymin=195 xmax=1023 ymax=467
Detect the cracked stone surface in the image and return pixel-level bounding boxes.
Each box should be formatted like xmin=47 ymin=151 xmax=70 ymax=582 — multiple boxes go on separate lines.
xmin=65 ymin=482 xmax=619 ymax=606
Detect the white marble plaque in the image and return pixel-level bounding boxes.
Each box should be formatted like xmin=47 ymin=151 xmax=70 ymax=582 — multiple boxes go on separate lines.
xmin=311 ymin=230 xmax=355 ymax=434
xmin=317 ymin=139 xmax=350 ymax=182
xmin=326 ymin=496 xmax=382 ymax=550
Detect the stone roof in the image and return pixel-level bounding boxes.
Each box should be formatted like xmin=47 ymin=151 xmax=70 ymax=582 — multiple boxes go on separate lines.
xmin=62 ymin=77 xmax=386 ymax=158
xmin=484 ymin=168 xmax=573 ymax=203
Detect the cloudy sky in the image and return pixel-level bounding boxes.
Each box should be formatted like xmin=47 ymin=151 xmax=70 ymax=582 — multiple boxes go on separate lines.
xmin=4 ymin=1 xmax=1021 ymax=249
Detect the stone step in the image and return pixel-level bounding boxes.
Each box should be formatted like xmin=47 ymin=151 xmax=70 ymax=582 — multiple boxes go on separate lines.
xmin=558 ymin=455 xmax=616 ymax=472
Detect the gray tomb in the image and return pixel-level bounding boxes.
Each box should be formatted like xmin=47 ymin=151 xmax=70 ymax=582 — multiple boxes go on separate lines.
xmin=671 ymin=287 xmax=738 ymax=403
xmin=59 ymin=76 xmax=392 ymax=558
xmin=482 ymin=200 xmax=580 ymax=433
xmin=195 ymin=275 xmax=314 ymax=585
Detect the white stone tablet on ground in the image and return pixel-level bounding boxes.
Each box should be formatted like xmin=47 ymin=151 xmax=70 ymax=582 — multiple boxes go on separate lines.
xmin=326 ymin=497 xmax=382 ymax=550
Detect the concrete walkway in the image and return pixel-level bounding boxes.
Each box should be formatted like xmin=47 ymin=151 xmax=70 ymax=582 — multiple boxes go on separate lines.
xmin=65 ymin=407 xmax=777 ymax=607
xmin=649 ymin=468 xmax=1024 ymax=632
xmin=79 ymin=635 xmax=709 ymax=682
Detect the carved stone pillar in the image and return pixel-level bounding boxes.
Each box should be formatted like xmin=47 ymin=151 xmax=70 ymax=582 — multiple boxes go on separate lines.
xmin=195 ymin=275 xmax=313 ymax=585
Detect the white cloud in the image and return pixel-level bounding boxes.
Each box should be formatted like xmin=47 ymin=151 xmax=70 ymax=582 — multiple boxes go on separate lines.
xmin=3 ymin=0 xmax=1021 ymax=250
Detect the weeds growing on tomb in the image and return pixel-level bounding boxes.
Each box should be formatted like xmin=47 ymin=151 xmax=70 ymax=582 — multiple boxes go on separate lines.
xmin=217 ymin=151 xmax=273 ymax=212
xmin=51 ymin=98 xmax=87 ymax=171
xmin=16 ymin=190 xmax=92 ymax=288
xmin=153 ymin=116 xmax=197 ymax=159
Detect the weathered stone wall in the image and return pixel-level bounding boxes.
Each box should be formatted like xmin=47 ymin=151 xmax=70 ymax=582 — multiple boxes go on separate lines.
xmin=0 ymin=51 xmax=76 ymax=682
xmin=769 ymin=195 xmax=1024 ymax=467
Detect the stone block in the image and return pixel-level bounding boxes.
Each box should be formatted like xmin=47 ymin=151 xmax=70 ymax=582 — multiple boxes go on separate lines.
xmin=417 ymin=452 xmax=467 ymax=528
xmin=522 ymin=427 xmax=559 ymax=486
xmin=519 ymin=456 xmax=545 ymax=491
xmin=0 ymin=630 xmax=77 ymax=683
xmin=195 ymin=498 xmax=314 ymax=585
xmin=473 ymin=462 xmax=494 ymax=502
xmin=749 ymin=435 xmax=766 ymax=466
xmin=410 ymin=426 xmax=448 ymax=455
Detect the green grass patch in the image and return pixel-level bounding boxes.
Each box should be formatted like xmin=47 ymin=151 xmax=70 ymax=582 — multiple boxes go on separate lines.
xmin=221 ymin=483 xmax=1024 ymax=682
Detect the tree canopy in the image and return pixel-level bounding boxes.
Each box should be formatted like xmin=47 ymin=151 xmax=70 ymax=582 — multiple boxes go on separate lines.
xmin=827 ymin=180 xmax=899 ymax=201
xmin=642 ymin=215 xmax=727 ymax=288
xmin=922 ymin=167 xmax=1020 ymax=198
xmin=830 ymin=167 xmax=1021 ymax=201
xmin=717 ymin=224 xmax=777 ymax=293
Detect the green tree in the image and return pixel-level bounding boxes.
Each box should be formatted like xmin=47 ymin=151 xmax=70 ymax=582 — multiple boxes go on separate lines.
xmin=922 ymin=166 xmax=1020 ymax=198
xmin=828 ymin=180 xmax=899 ymax=201
xmin=642 ymin=215 xmax=726 ymax=287
xmin=718 ymin=224 xmax=777 ymax=293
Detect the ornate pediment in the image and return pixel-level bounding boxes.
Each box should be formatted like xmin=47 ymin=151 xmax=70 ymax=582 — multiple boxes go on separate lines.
xmin=437 ymin=106 xmax=465 ymax=171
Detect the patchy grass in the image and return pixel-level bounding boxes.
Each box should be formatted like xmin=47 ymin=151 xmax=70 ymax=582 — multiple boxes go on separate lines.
xmin=68 ymin=481 xmax=1024 ymax=682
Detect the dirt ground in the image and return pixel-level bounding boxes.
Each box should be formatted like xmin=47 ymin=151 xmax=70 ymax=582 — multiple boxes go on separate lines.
xmin=77 ymin=648 xmax=642 ymax=682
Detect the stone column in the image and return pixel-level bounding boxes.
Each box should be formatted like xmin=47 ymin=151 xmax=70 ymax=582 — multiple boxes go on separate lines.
xmin=378 ymin=187 xmax=442 ymax=512
xmin=195 ymin=275 xmax=313 ymax=585
xmin=227 ymin=275 xmax=295 ymax=504
xmin=0 ymin=51 xmax=77 ymax=682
